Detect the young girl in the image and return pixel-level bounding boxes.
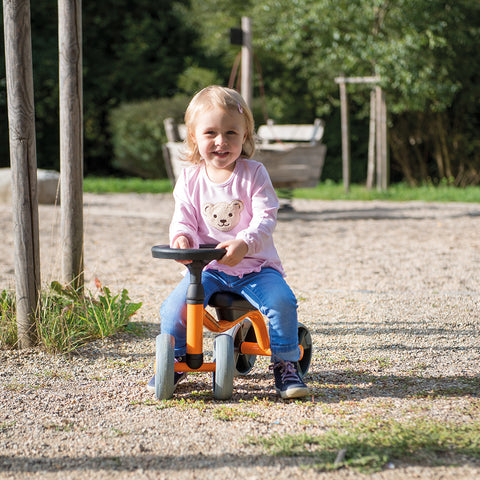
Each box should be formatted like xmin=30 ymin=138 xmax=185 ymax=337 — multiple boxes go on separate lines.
xmin=148 ymin=85 xmax=309 ymax=399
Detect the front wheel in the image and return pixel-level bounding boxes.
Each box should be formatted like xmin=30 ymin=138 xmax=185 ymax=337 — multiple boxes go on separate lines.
xmin=226 ymin=319 xmax=257 ymax=376
xmin=155 ymin=333 xmax=175 ymax=400
xmin=213 ymin=334 xmax=234 ymax=400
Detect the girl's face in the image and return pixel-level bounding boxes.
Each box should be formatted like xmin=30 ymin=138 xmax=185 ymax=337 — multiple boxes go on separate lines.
xmin=192 ymin=106 xmax=247 ymax=181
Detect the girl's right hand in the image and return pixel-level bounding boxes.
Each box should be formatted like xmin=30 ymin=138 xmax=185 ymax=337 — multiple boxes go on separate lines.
xmin=172 ymin=235 xmax=192 ymax=264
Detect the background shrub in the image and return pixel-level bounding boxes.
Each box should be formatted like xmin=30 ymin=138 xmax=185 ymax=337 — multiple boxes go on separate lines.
xmin=109 ymin=95 xmax=189 ymax=179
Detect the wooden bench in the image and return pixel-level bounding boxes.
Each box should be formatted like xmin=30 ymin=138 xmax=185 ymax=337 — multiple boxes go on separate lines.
xmin=255 ymin=119 xmax=326 ymax=189
xmin=162 ymin=117 xmax=326 ymax=191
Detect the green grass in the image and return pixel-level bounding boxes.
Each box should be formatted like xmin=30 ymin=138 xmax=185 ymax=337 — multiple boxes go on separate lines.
xmin=0 ymin=280 xmax=142 ymax=353
xmin=83 ymin=177 xmax=480 ymax=202
xmin=248 ymin=417 xmax=480 ymax=473
xmin=294 ymin=180 xmax=480 ymax=202
xmin=83 ymin=176 xmax=173 ymax=194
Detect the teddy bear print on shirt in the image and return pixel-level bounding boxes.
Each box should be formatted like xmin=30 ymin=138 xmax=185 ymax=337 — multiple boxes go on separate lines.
xmin=202 ymin=200 xmax=244 ymax=232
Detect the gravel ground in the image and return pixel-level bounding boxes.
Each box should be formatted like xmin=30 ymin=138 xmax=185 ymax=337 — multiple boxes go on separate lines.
xmin=1 ymin=193 xmax=479 ymax=480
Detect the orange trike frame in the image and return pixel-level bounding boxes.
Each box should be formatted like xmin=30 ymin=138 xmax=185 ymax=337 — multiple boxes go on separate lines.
xmin=175 ymin=303 xmax=304 ymax=373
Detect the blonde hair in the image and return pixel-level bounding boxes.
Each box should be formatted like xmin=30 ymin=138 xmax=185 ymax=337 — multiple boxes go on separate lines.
xmin=183 ymin=85 xmax=255 ymax=164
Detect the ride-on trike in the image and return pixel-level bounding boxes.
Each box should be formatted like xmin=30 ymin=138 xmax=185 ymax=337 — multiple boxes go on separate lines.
xmin=151 ymin=245 xmax=313 ymax=400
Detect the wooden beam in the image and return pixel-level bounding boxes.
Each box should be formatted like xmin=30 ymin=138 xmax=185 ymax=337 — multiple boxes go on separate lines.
xmin=335 ymin=76 xmax=380 ymax=84
xmin=3 ymin=0 xmax=40 ymax=347
xmin=59 ymin=0 xmax=84 ymax=290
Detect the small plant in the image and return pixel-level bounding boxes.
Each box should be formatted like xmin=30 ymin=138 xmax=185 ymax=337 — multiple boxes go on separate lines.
xmin=0 ymin=279 xmax=142 ymax=353
xmin=0 ymin=289 xmax=17 ymax=347
xmin=212 ymin=405 xmax=260 ymax=421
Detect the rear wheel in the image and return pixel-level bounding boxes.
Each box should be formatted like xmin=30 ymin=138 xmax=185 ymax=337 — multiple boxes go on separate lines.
xmin=297 ymin=323 xmax=312 ymax=378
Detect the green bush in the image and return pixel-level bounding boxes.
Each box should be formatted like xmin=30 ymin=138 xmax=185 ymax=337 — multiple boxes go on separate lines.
xmin=109 ymin=95 xmax=190 ymax=179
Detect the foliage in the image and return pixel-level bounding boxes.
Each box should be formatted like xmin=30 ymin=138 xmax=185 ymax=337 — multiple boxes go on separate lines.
xmin=174 ymin=0 xmax=251 ymax=81
xmin=247 ymin=0 xmax=480 ymax=185
xmin=1 ymin=1 xmax=478 ymax=184
xmin=0 ymin=280 xmax=142 ymax=353
xmin=109 ymin=95 xmax=190 ymax=178
xmin=82 ymin=1 xmax=199 ymax=174
xmin=0 ymin=1 xmax=199 ymax=173
xmin=186 ymin=0 xmax=480 ymax=184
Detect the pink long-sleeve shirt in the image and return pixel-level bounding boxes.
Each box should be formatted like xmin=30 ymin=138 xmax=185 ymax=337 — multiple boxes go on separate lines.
xmin=170 ymin=158 xmax=285 ymax=277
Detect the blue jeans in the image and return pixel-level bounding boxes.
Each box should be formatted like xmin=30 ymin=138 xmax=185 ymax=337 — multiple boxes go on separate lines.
xmin=160 ymin=267 xmax=300 ymax=362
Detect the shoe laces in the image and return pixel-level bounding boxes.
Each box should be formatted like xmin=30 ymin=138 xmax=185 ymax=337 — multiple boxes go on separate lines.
xmin=271 ymin=360 xmax=299 ymax=382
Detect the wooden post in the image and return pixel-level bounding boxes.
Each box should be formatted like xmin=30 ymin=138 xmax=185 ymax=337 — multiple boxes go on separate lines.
xmin=380 ymin=88 xmax=388 ymax=190
xmin=338 ymin=79 xmax=350 ymax=193
xmin=241 ymin=16 xmax=253 ymax=108
xmin=375 ymin=86 xmax=388 ymax=191
xmin=366 ymin=89 xmax=376 ymax=190
xmin=3 ymin=0 xmax=40 ymax=347
xmin=59 ymin=0 xmax=84 ymax=290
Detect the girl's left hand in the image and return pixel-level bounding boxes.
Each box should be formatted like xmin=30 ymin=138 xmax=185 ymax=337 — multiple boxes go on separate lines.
xmin=216 ymin=239 xmax=248 ymax=267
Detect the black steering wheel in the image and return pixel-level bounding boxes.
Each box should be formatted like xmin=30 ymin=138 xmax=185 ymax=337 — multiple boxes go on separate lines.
xmin=151 ymin=244 xmax=226 ymax=263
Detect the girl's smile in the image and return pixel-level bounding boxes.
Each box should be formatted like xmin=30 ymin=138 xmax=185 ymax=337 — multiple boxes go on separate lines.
xmin=192 ymin=107 xmax=247 ymax=182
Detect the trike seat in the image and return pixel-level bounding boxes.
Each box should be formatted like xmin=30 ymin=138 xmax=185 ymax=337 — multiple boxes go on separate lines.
xmin=208 ymin=292 xmax=257 ymax=323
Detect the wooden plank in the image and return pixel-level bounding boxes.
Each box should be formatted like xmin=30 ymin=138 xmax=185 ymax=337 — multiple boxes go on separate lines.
xmin=3 ymin=0 xmax=40 ymax=347
xmin=335 ymin=76 xmax=380 ymax=84
xmin=257 ymin=119 xmax=324 ymax=143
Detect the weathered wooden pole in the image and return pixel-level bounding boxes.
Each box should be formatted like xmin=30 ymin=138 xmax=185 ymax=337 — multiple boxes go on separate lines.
xmin=3 ymin=0 xmax=40 ymax=347
xmin=59 ymin=0 xmax=84 ymax=290
xmin=375 ymin=85 xmax=388 ymax=191
xmin=241 ymin=16 xmax=253 ymax=108
xmin=337 ymin=78 xmax=350 ymax=193
xmin=380 ymin=88 xmax=388 ymax=190
xmin=366 ymin=89 xmax=376 ymax=190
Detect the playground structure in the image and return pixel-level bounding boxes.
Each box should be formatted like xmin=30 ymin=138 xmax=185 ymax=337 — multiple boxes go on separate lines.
xmin=335 ymin=76 xmax=388 ymax=192
xmin=151 ymin=245 xmax=312 ymax=400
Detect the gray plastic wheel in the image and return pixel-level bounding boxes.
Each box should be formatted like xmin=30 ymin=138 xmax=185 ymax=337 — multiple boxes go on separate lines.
xmin=226 ymin=319 xmax=257 ymax=376
xmin=297 ymin=323 xmax=312 ymax=379
xmin=155 ymin=333 xmax=175 ymax=400
xmin=213 ymin=334 xmax=235 ymax=400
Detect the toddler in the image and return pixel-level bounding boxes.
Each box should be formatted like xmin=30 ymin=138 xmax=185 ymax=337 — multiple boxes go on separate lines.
xmin=148 ymin=85 xmax=309 ymax=399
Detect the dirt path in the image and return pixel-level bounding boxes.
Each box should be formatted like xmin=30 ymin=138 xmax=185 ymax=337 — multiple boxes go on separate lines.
xmin=1 ymin=194 xmax=479 ymax=479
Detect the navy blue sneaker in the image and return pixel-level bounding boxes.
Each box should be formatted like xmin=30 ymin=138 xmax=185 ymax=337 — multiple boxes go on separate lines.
xmin=271 ymin=360 xmax=310 ymax=399
xmin=147 ymin=356 xmax=187 ymax=393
